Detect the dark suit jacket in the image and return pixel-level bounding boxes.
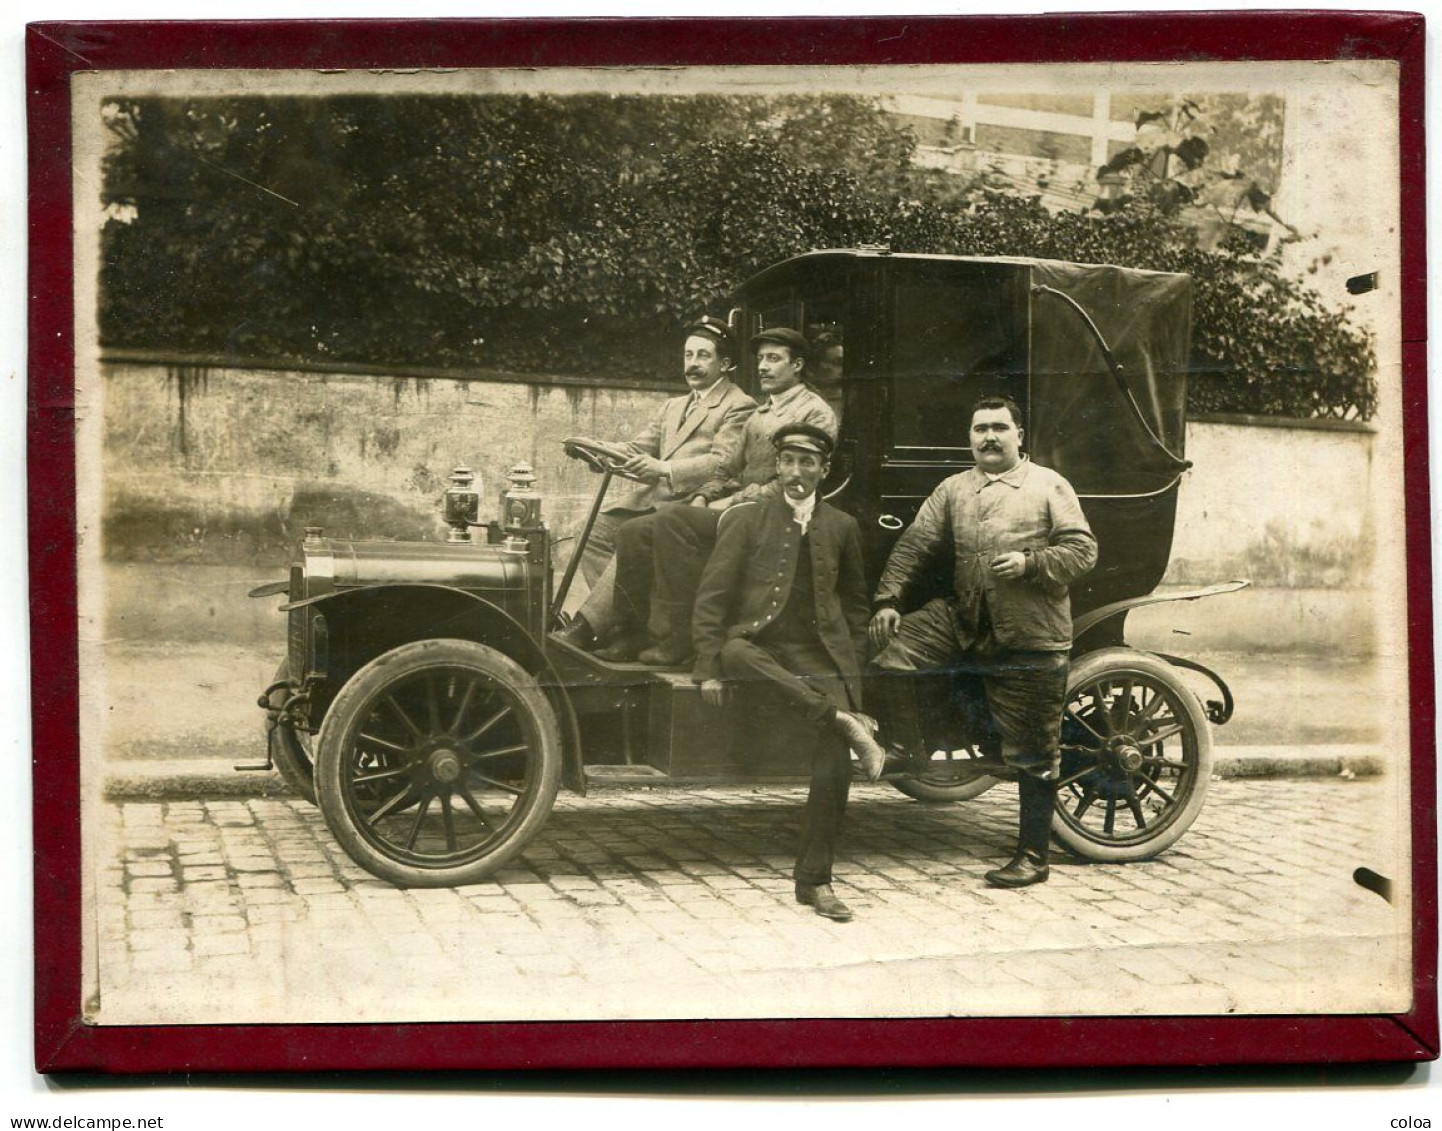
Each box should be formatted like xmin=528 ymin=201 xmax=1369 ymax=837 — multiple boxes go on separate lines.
xmin=606 ymin=377 xmax=756 ymax=513
xmin=691 ymin=493 xmax=870 ymax=707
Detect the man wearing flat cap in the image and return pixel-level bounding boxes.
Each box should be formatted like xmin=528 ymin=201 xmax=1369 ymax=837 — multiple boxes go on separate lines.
xmin=691 ymin=422 xmax=881 ymax=922
xmin=555 ymin=317 xmax=755 ymax=652
xmin=610 ymin=327 xmax=837 ymax=665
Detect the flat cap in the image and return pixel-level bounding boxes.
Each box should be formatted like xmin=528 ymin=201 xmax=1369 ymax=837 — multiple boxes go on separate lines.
xmin=772 ymin=421 xmax=834 ymax=458
xmin=750 ymin=326 xmax=809 ymax=360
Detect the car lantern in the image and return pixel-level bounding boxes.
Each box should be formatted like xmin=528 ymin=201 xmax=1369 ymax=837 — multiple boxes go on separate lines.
xmin=443 ymin=464 xmax=482 ymax=542
xmin=499 ymin=460 xmax=543 ymax=555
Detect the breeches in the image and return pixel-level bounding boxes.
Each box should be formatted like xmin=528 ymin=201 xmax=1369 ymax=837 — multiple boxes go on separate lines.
xmin=870 ymin=597 xmax=1068 ymax=777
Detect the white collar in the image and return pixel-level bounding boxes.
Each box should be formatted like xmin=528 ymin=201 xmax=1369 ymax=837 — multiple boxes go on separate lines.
xmin=784 ymin=490 xmax=817 ymax=531
xmin=687 ymin=376 xmax=724 ymax=402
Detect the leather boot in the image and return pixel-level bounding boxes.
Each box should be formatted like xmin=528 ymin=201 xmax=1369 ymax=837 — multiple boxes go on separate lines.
xmin=550 ymin=614 xmax=596 ymax=651
xmin=985 ymin=773 xmax=1055 ymax=888
xmin=594 ymin=630 xmax=647 ymax=662
xmin=637 ymin=637 xmax=695 ymax=667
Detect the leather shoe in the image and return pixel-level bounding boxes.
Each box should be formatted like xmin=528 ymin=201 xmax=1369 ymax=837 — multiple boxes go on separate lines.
xmin=550 ymin=615 xmax=596 ymax=651
xmin=594 ymin=631 xmax=647 ymax=662
xmin=637 ymin=640 xmax=694 ymax=667
xmin=984 ymin=849 xmax=1050 ymax=889
xmin=833 ymin=710 xmax=886 ymax=780
xmin=795 ymin=882 xmax=853 ymax=922
xmin=875 ymin=751 xmax=927 ymax=780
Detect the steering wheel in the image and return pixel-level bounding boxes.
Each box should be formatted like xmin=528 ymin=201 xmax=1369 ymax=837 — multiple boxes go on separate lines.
xmin=561 ymin=436 xmax=648 ymax=481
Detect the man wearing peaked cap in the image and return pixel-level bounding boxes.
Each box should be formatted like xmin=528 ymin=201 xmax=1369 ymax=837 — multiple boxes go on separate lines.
xmin=554 ymin=316 xmax=756 ymax=653
xmin=690 ymin=421 xmax=881 ymax=923
xmin=623 ymin=326 xmax=838 ymax=666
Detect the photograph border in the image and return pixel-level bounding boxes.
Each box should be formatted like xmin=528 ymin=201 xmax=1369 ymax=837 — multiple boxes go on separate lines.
xmin=28 ymin=11 xmax=1436 ymax=1072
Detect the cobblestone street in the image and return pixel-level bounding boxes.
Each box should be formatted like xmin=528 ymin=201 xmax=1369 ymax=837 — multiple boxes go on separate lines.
xmin=89 ymin=777 xmax=1410 ymax=1025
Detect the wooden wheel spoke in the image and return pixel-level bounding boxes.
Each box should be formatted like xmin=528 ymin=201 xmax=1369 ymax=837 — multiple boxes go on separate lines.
xmin=450 ymin=679 xmax=478 ymax=737
xmin=1137 ymin=772 xmax=1177 ymax=804
xmin=1135 ymin=690 xmax=1168 ymax=726
xmin=1064 ymin=706 xmax=1108 ymax=743
xmin=463 ymin=704 xmax=512 ymax=744
xmin=465 ymin=770 xmax=524 ymax=797
xmin=358 ymin=731 xmax=408 ymax=755
xmin=404 ymin=794 xmax=432 ymax=849
xmin=1142 ymin=754 xmax=1189 ymax=772
xmin=468 ymin=742 xmax=530 ymax=762
xmin=1144 ymin=723 xmax=1186 ymax=747
xmin=1103 ymin=797 xmax=1117 ymax=836
xmin=439 ymin=792 xmax=458 ymax=852
xmin=365 ymin=783 xmax=416 ymax=826
xmin=426 ymin=675 xmax=442 ymax=734
xmin=1123 ymin=780 xmax=1148 ymax=829
xmin=456 ymin=784 xmax=493 ymax=828
xmin=1110 ymin=679 xmax=1135 ymax=731
xmin=1056 ymin=760 xmax=1102 ymax=788
xmin=385 ymin=695 xmax=424 ymax=738
xmin=1072 ymin=785 xmax=1098 ymax=819
xmin=352 ymin=766 xmax=410 ymax=785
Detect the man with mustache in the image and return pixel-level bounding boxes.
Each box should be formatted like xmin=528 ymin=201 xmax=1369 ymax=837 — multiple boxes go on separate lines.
xmin=691 ymin=423 xmax=879 ymax=922
xmin=554 ymin=317 xmax=755 ymax=652
xmin=868 ymin=396 xmax=1098 ymax=889
xmin=597 ymin=327 xmax=839 ymax=664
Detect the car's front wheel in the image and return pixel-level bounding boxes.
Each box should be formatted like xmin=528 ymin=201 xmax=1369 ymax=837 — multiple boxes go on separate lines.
xmin=315 ymin=639 xmax=562 ymax=887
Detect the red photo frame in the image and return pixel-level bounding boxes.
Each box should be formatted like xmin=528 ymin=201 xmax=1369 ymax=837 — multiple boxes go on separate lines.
xmin=29 ymin=12 xmax=1434 ymax=1072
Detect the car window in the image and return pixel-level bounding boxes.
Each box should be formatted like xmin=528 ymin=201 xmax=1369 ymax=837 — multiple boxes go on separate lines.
xmin=891 ymin=273 xmax=1026 ymax=455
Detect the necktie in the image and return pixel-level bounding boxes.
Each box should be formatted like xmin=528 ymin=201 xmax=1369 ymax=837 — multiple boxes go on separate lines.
xmin=681 ymin=395 xmax=698 ymax=421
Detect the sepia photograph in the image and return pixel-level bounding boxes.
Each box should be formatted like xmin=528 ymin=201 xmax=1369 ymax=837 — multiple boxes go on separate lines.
xmin=49 ymin=33 xmax=1423 ymax=1051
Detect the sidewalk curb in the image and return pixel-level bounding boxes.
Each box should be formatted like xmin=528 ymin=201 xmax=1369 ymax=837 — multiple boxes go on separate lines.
xmin=102 ymin=746 xmax=1388 ymax=802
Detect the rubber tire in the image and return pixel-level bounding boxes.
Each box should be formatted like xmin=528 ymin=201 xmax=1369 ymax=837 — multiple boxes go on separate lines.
xmin=264 ymin=660 xmax=317 ymax=805
xmin=890 ymin=770 xmax=1000 ymax=804
xmin=315 ymin=638 xmax=562 ymax=888
xmin=1051 ymin=648 xmax=1213 ymax=863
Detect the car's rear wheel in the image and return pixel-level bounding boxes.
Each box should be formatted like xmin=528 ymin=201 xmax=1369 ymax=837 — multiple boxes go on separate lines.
xmin=315 ymin=639 xmax=562 ymax=887
xmin=889 ymin=752 xmax=1002 ymax=803
xmin=1051 ymin=648 xmax=1213 ymax=862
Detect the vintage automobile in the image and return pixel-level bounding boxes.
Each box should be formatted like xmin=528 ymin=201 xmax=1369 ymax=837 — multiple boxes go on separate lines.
xmin=253 ymin=248 xmax=1247 ymax=887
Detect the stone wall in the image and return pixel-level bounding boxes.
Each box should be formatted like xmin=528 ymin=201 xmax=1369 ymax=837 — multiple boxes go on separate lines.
xmin=100 ymin=357 xmax=673 ymax=567
xmin=95 ymin=358 xmax=1378 ymax=654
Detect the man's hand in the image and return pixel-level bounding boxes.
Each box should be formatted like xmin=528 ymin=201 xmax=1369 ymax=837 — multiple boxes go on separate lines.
xmin=989 ymin=551 xmax=1027 ymax=580
xmin=708 ymin=495 xmax=735 ymax=512
xmin=699 ymin=679 xmax=728 ymax=708
xmin=869 ymin=607 xmax=901 ymax=650
xmin=690 ymin=495 xmax=709 ymax=507
xmin=618 ymin=452 xmax=666 ymax=483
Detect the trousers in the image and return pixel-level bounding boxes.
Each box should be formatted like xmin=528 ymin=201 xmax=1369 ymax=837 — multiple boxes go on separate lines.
xmin=718 ymin=636 xmax=851 ymax=886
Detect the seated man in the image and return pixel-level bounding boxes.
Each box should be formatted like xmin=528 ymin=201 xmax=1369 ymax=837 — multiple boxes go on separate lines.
xmin=692 ymin=423 xmax=884 ymax=922
xmin=554 ymin=317 xmax=755 ymax=651
xmin=600 ymin=327 xmax=837 ymax=664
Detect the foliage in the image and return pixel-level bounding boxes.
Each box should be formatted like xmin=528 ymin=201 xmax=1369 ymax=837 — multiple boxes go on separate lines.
xmin=99 ymin=93 xmax=1374 ymax=419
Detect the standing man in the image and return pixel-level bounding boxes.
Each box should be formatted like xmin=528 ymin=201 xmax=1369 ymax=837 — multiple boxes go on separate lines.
xmin=554 ymin=317 xmax=755 ymax=651
xmin=619 ymin=327 xmax=837 ymax=665
xmin=869 ymin=396 xmax=1098 ymax=888
xmin=692 ymin=423 xmax=883 ymax=922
